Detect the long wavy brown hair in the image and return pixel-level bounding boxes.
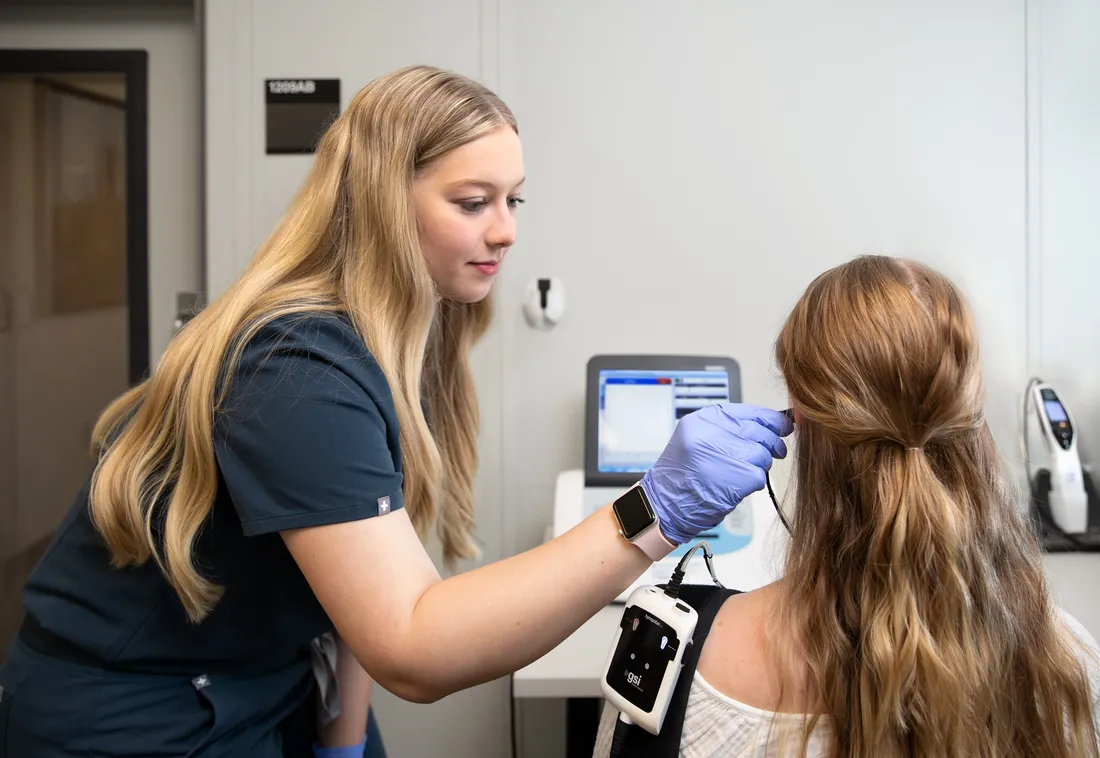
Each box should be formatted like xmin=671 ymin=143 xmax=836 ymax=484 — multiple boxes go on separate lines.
xmin=88 ymin=65 xmax=508 ymax=622
xmin=771 ymin=255 xmax=1098 ymax=757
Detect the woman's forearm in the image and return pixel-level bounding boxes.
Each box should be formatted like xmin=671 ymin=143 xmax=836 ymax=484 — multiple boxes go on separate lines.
xmin=287 ymin=403 xmax=789 ymax=706
xmin=286 ymin=502 xmax=657 ymax=705
xmin=395 ymin=503 xmax=652 ymax=701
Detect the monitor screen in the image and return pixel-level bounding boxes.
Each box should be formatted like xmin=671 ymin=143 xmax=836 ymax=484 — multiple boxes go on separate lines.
xmin=597 ymin=368 xmax=731 ymax=473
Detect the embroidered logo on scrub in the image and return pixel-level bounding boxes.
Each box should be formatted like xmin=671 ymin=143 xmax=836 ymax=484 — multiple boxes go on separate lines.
xmin=378 ymin=496 xmax=391 ymax=515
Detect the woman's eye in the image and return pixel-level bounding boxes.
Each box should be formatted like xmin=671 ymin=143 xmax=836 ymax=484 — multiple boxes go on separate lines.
xmin=458 ymin=197 xmax=525 ymax=213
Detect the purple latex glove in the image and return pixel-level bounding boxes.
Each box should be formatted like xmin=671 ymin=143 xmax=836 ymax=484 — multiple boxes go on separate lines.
xmin=313 ymin=737 xmax=366 ymax=758
xmin=640 ymin=403 xmax=793 ymax=545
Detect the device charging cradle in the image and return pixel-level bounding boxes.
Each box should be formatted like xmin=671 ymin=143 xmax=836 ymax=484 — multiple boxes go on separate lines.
xmin=1030 ymin=468 xmax=1100 ymax=552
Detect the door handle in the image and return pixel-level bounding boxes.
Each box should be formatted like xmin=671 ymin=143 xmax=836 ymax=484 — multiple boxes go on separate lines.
xmin=173 ymin=291 xmax=204 ymax=334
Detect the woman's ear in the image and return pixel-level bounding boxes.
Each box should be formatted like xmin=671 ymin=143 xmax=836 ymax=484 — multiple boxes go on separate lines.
xmin=789 ymin=399 xmax=802 ymax=425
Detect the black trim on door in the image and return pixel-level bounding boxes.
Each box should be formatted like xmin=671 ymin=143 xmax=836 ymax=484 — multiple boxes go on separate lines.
xmin=36 ymin=75 xmax=127 ymax=110
xmin=0 ymin=49 xmax=150 ymax=385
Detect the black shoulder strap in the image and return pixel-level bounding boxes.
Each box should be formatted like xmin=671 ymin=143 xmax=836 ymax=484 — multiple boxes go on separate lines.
xmin=614 ymin=584 xmax=741 ymax=757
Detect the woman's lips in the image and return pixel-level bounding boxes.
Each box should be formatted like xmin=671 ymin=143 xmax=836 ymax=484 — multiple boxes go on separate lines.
xmin=470 ymin=261 xmax=500 ymax=275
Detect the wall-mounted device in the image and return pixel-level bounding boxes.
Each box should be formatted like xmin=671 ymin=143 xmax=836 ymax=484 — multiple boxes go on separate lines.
xmin=522 ymin=277 xmax=565 ymax=329
xmin=1033 ymin=383 xmax=1087 ymax=532
xmin=1022 ymin=378 xmax=1099 ymax=551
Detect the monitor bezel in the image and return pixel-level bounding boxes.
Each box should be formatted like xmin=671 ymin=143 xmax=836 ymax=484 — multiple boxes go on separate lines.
xmin=585 ymin=354 xmax=742 ymax=488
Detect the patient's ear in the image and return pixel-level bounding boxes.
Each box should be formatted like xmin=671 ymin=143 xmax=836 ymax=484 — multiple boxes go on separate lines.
xmin=789 ymin=400 xmax=802 ymax=425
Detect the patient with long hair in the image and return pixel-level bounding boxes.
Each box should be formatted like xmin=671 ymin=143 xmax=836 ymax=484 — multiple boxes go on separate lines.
xmin=595 ymin=255 xmax=1100 ymax=757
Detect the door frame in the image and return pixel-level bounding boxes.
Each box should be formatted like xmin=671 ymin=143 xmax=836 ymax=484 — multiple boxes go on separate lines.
xmin=0 ymin=48 xmax=150 ymax=384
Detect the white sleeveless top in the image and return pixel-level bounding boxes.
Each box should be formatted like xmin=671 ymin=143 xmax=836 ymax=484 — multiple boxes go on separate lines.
xmin=592 ymin=610 xmax=1100 ymax=757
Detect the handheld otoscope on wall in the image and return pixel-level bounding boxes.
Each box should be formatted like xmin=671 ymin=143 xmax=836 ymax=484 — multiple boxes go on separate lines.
xmin=1021 ymin=378 xmax=1100 ymax=550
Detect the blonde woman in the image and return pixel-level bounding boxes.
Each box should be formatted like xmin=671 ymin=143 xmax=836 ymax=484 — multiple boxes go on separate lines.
xmin=594 ymin=256 xmax=1100 ymax=757
xmin=0 ymin=65 xmax=793 ymax=758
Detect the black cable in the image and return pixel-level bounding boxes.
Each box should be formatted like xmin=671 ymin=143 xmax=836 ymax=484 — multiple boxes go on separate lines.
xmin=768 ymin=408 xmax=794 ymax=535
xmin=609 ymin=714 xmax=633 ymax=758
xmin=765 ymin=466 xmax=792 ymax=532
xmin=662 ymin=541 xmax=724 ymax=600
xmin=767 ymin=468 xmax=792 ymax=534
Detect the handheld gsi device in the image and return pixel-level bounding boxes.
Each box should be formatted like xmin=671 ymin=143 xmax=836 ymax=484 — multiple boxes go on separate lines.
xmin=600 ymin=543 xmax=722 ymax=742
xmin=1024 ymin=380 xmax=1088 ymax=534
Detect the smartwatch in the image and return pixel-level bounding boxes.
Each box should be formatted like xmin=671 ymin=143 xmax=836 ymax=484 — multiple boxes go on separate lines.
xmin=612 ymin=485 xmax=676 ymax=561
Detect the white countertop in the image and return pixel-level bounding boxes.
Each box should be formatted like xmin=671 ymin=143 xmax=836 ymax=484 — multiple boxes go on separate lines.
xmin=513 ymin=552 xmax=1100 ymax=700
xmin=513 ymin=604 xmax=622 ymax=699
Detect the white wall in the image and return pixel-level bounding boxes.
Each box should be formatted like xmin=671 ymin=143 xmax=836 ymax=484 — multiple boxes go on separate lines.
xmin=499 ymin=0 xmax=1030 ymax=557
xmin=1030 ymin=0 xmax=1100 ymax=462
xmin=1026 ymin=0 xmax=1100 ymax=644
xmin=203 ymin=2 xmax=1100 ymax=756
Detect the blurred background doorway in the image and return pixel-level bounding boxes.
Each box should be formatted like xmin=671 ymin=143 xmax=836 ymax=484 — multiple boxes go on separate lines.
xmin=0 ymin=49 xmax=149 ymax=653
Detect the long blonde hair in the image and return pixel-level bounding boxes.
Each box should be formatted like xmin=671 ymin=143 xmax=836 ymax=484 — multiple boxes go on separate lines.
xmin=89 ymin=65 xmax=512 ymax=622
xmin=772 ymin=255 xmax=1097 ymax=757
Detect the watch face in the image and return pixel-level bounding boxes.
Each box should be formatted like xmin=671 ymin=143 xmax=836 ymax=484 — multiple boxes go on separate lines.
xmin=615 ymin=487 xmax=656 ymax=540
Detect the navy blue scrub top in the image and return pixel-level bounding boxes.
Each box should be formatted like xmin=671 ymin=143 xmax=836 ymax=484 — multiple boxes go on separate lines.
xmin=13 ymin=313 xmax=402 ymax=687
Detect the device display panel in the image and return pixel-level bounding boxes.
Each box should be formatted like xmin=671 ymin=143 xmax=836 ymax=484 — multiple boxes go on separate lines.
xmin=597 ymin=368 xmax=730 ymax=473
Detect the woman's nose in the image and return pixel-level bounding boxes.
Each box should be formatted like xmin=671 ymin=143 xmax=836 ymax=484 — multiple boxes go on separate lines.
xmin=487 ymin=204 xmax=516 ymax=248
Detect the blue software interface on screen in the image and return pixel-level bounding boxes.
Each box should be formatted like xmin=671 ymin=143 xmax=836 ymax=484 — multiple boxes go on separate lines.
xmin=1044 ymin=400 xmax=1068 ymax=423
xmin=597 ymin=369 xmax=731 ymax=473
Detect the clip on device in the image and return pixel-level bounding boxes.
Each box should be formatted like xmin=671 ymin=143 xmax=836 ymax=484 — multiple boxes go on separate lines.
xmin=601 ymin=542 xmax=723 ymax=752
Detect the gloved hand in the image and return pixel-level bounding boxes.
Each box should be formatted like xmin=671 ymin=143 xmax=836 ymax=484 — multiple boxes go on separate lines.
xmin=641 ymin=403 xmax=793 ymax=545
xmin=313 ymin=736 xmax=366 ymax=758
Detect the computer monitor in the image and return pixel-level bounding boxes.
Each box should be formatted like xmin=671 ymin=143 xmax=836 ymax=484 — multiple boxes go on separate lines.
xmin=584 ymin=355 xmax=742 ymax=488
